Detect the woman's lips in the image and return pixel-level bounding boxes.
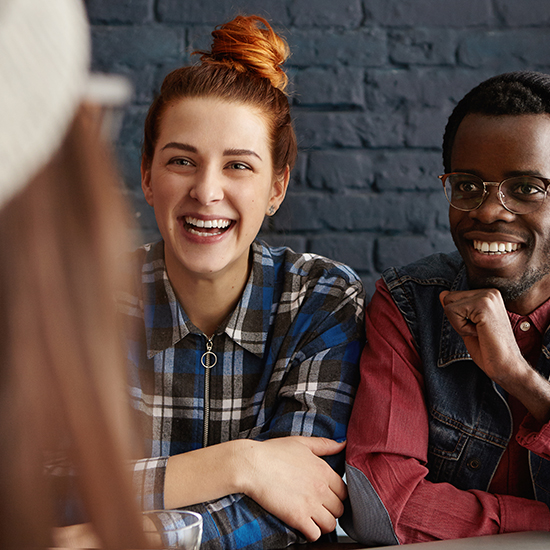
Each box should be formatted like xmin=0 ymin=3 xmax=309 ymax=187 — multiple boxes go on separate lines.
xmin=182 ymin=216 xmax=233 ymax=237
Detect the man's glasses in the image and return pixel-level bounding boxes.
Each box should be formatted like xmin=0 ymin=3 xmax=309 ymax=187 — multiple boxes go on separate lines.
xmin=439 ymin=172 xmax=550 ymax=215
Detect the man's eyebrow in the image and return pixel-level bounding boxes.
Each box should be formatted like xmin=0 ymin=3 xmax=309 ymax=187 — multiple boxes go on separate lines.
xmin=161 ymin=142 xmax=198 ymax=153
xmin=224 ymin=148 xmax=262 ymax=161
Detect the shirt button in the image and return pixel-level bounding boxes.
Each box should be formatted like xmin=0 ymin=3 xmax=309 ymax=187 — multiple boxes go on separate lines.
xmin=520 ymin=321 xmax=531 ymax=332
xmin=467 ymin=458 xmax=481 ymax=470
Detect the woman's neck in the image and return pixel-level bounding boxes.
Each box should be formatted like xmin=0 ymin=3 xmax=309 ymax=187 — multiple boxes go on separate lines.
xmin=165 ymin=255 xmax=251 ymax=338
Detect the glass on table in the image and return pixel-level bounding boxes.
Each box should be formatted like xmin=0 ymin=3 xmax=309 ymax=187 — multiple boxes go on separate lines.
xmin=143 ymin=510 xmax=203 ymax=549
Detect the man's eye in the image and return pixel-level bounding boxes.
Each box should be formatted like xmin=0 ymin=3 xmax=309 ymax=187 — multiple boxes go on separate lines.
xmin=457 ymin=181 xmax=481 ymax=193
xmin=513 ymin=183 xmax=543 ymax=195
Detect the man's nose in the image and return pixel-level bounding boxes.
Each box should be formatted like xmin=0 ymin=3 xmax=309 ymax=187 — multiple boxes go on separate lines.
xmin=469 ymin=184 xmax=515 ymax=224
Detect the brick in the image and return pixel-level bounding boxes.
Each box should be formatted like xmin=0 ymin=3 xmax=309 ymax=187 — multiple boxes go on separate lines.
xmin=272 ymin=191 xmax=440 ymax=233
xmin=294 ymin=67 xmax=365 ymax=108
xmin=116 ymin=144 xmax=143 ymax=192
xmin=373 ymin=150 xmax=443 ymax=191
xmin=406 ymin=106 xmax=450 ymax=148
xmin=365 ymin=68 xmax=487 ymax=111
xmin=256 ymin=233 xmax=308 ymax=253
xmin=430 ymin=231 xmax=456 ymax=255
xmin=308 ymin=234 xmax=375 ymax=272
xmin=458 ymin=30 xmax=550 ymax=69
xmin=360 ymin=274 xmax=380 ymax=300
xmin=364 ymin=0 xmax=492 ymax=27
xmin=289 ymin=28 xmax=387 ymax=67
xmin=86 ymin=0 xmax=153 ymax=24
xmin=122 ymin=188 xmax=160 ymax=243
xmin=389 ymin=29 xmax=457 ymax=66
xmin=91 ymin=26 xmax=183 ymax=69
xmin=375 ymin=234 xmax=439 ymax=272
xmin=291 ymin=0 xmax=363 ymax=28
xmin=495 ymin=0 xmax=550 ymax=27
xmin=375 ymin=230 xmax=456 ymax=273
xmin=119 ymin=105 xmax=149 ymax=147
xmin=157 ymin=0 xmax=291 ymax=25
xmin=288 ymin=153 xmax=308 ymax=190
xmin=294 ymin=110 xmax=405 ymax=149
xmin=307 ymin=150 xmax=374 ymax=191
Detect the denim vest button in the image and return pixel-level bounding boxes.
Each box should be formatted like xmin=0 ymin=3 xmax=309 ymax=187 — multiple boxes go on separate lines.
xmin=467 ymin=458 xmax=481 ymax=470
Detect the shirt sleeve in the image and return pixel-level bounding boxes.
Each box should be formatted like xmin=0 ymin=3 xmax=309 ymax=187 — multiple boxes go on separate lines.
xmin=518 ymin=415 xmax=550 ymax=460
xmin=342 ymin=279 xmax=550 ymax=546
xmin=134 ymin=267 xmax=365 ymax=550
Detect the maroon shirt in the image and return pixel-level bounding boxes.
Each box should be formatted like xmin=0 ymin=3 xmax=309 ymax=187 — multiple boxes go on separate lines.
xmin=347 ymin=279 xmax=550 ymax=544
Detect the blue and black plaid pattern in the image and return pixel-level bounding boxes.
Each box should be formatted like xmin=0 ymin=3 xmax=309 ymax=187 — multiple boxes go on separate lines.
xmin=118 ymin=240 xmax=365 ymax=550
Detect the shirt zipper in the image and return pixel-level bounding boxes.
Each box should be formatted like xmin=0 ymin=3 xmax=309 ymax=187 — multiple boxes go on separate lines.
xmin=201 ymin=335 xmax=216 ymax=448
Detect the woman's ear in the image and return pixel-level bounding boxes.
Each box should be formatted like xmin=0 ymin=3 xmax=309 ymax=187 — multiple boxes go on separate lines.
xmin=141 ymin=160 xmax=154 ymax=207
xmin=267 ymin=165 xmax=290 ymax=216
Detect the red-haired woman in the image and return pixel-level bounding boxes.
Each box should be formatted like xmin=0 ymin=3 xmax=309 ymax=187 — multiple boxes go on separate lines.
xmin=120 ymin=15 xmax=365 ymax=549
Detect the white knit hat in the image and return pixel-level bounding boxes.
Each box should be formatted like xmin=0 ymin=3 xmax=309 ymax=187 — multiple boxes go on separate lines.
xmin=0 ymin=0 xmax=90 ymax=208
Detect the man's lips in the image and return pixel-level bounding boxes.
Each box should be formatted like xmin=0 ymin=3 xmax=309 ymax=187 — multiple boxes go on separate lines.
xmin=472 ymin=239 xmax=521 ymax=255
xmin=463 ymin=230 xmax=525 ymax=256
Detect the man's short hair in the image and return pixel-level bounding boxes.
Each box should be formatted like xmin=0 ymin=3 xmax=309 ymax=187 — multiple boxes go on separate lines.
xmin=442 ymin=71 xmax=550 ymax=172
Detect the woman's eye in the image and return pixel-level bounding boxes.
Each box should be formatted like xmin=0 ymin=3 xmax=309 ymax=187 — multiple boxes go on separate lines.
xmin=227 ymin=162 xmax=251 ymax=171
xmin=169 ymin=158 xmax=193 ymax=167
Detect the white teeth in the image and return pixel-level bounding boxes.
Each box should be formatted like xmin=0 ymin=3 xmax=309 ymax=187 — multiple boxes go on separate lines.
xmin=185 ymin=216 xmax=231 ymax=229
xmin=473 ymin=240 xmax=520 ymax=255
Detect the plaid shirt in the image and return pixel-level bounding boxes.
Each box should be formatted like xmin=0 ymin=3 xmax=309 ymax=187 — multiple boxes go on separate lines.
xmin=118 ymin=240 xmax=365 ymax=550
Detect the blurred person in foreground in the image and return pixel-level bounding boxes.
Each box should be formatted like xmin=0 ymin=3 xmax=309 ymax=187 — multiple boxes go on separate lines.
xmin=0 ymin=0 xmax=147 ymax=547
xmin=343 ymin=71 xmax=550 ymax=545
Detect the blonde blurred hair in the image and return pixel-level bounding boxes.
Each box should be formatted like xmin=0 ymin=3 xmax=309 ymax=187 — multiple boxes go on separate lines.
xmin=0 ymin=105 xmax=147 ymax=549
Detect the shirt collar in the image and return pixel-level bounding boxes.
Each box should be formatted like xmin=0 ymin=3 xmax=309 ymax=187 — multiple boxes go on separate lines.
xmin=143 ymin=240 xmax=272 ymax=359
xmin=508 ymin=296 xmax=550 ymax=335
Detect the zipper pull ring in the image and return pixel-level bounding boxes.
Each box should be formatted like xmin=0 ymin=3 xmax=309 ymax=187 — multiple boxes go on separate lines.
xmin=201 ymin=337 xmax=217 ymax=369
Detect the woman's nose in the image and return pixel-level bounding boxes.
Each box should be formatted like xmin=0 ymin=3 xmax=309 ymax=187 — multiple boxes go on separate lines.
xmin=189 ymin=169 xmax=224 ymax=205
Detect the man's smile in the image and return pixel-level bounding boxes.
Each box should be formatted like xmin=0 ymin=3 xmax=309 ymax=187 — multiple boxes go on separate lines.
xmin=473 ymin=240 xmax=522 ymax=254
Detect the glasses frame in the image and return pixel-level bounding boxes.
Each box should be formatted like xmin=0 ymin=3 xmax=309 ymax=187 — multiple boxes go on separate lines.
xmin=439 ymin=172 xmax=550 ymax=215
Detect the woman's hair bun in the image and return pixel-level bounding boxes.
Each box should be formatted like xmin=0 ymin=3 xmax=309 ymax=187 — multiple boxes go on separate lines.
xmin=197 ymin=15 xmax=290 ymax=93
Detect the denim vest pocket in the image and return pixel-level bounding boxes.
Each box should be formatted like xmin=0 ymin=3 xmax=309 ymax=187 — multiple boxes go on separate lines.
xmin=427 ymin=405 xmax=508 ymax=491
xmin=427 ymin=407 xmax=470 ymax=485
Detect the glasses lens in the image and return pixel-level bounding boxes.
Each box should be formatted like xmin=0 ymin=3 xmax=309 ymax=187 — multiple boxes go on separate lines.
xmin=500 ymin=176 xmax=547 ymax=214
xmin=444 ymin=174 xmax=485 ymax=211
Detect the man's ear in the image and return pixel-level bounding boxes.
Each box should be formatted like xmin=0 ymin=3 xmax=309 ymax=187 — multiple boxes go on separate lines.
xmin=141 ymin=161 xmax=154 ymax=207
xmin=267 ymin=165 xmax=290 ymax=215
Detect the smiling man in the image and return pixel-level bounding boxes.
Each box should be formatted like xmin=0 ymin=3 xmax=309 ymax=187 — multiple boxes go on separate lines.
xmin=343 ymin=72 xmax=550 ymax=545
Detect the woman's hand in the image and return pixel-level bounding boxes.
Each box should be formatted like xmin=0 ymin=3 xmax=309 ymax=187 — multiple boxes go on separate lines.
xmin=164 ymin=436 xmax=347 ymax=541
xmin=239 ymin=436 xmax=347 ymax=542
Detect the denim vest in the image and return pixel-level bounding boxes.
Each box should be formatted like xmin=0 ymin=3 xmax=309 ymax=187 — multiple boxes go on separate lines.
xmin=383 ymin=251 xmax=550 ymax=507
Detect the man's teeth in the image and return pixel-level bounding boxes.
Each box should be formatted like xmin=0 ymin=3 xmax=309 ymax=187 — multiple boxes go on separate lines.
xmin=185 ymin=216 xmax=231 ymax=229
xmin=473 ymin=240 xmax=520 ymax=254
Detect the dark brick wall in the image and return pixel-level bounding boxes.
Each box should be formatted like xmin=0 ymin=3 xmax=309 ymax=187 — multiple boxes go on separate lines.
xmin=85 ymin=0 xmax=550 ymax=297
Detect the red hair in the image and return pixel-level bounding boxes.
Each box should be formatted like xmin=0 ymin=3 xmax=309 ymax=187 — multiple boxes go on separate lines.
xmin=142 ymin=15 xmax=297 ymax=177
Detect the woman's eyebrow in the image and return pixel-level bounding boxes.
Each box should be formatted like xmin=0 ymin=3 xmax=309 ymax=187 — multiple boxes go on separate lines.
xmin=224 ymin=148 xmax=262 ymax=161
xmin=161 ymin=142 xmax=197 ymax=153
